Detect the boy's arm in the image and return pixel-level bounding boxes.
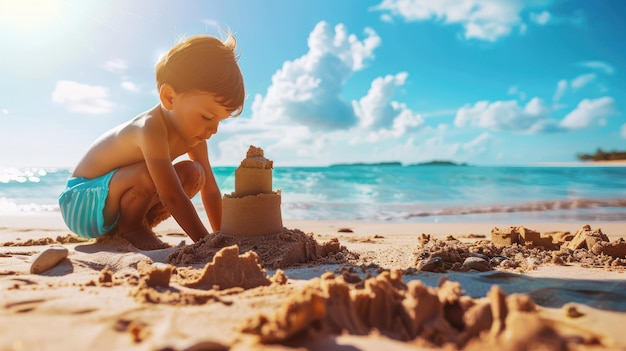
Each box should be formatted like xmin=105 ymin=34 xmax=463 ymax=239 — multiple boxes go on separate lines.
xmin=188 ymin=142 xmax=222 ymax=232
xmin=140 ymin=121 xmax=210 ymax=242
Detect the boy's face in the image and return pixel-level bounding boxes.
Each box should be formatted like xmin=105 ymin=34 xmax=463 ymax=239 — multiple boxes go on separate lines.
xmin=169 ymin=91 xmax=233 ymax=147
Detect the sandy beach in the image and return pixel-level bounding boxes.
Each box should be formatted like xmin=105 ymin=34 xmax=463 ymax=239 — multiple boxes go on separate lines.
xmin=3 ymin=0 xmax=626 ymax=349
xmin=1 ymin=214 xmax=625 ymax=351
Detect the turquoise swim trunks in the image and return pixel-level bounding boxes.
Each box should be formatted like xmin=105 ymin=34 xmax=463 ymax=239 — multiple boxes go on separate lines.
xmin=58 ymin=170 xmax=119 ymax=238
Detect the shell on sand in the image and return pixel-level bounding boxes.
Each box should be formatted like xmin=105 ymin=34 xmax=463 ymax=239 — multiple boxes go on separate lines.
xmin=30 ymin=245 xmax=69 ymax=274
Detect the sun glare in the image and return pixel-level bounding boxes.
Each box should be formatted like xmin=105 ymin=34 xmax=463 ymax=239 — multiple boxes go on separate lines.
xmin=0 ymin=0 xmax=63 ymax=32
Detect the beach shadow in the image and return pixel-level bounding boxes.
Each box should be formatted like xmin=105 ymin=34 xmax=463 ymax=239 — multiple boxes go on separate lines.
xmin=74 ymin=236 xmax=183 ymax=264
xmin=71 ymin=240 xmax=183 ymax=274
xmin=528 ymin=287 xmax=626 ymax=311
xmin=454 ymin=271 xmax=626 ymax=312
xmin=384 ymin=269 xmax=626 ymax=312
xmin=74 ymin=241 xmax=138 ymax=254
xmin=39 ymin=258 xmax=74 ymax=276
xmin=275 ymin=264 xmax=345 ymax=281
xmin=139 ymin=241 xmax=185 ymax=263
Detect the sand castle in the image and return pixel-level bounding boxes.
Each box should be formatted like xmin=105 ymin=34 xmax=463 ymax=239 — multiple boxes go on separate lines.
xmin=221 ymin=145 xmax=283 ymax=236
xmin=491 ymin=226 xmax=557 ymax=249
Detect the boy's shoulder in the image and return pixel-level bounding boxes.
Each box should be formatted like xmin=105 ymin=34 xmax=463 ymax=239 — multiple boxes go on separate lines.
xmin=126 ymin=106 xmax=166 ymax=131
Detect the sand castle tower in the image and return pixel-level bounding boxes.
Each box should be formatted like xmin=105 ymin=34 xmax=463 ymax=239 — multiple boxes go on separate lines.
xmin=221 ymin=146 xmax=283 ymax=236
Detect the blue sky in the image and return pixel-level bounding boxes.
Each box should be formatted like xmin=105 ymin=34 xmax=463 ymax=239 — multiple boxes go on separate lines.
xmin=1 ymin=0 xmax=624 ymax=167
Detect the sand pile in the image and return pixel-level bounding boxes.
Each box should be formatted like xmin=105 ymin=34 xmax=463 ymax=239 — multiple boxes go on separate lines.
xmin=415 ymin=225 xmax=626 ymax=273
xmin=130 ymin=245 xmax=288 ymax=305
xmin=242 ymin=270 xmax=604 ymax=350
xmin=168 ymin=228 xmax=357 ymax=269
xmin=2 ymin=233 xmax=88 ymax=246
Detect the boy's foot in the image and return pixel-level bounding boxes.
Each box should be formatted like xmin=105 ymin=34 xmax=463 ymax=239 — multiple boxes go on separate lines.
xmin=117 ymin=227 xmax=171 ymax=251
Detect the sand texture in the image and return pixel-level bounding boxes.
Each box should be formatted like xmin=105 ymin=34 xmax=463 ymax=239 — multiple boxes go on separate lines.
xmin=1 ymin=216 xmax=626 ymax=350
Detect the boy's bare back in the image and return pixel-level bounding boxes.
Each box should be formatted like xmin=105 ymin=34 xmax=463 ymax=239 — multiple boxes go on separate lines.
xmin=72 ymin=106 xmax=161 ymax=180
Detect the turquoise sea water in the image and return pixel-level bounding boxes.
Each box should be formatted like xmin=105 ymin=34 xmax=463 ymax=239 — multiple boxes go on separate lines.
xmin=1 ymin=165 xmax=625 ymax=222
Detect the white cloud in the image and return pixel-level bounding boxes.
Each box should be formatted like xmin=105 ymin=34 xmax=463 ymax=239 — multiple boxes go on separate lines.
xmin=530 ymin=10 xmax=584 ymax=26
xmin=354 ymin=72 xmax=407 ymax=129
xmin=200 ymin=18 xmax=220 ymax=28
xmin=251 ymin=21 xmax=381 ymax=131
xmin=507 ymin=85 xmax=526 ymax=100
xmin=364 ymin=130 xmax=464 ymax=165
xmin=454 ymin=97 xmax=551 ymax=132
xmin=455 ymin=94 xmax=618 ymax=134
xmin=373 ymin=0 xmax=536 ymax=42
xmin=579 ymin=61 xmax=615 ymax=75
xmin=621 ymin=123 xmax=626 ymax=139
xmin=462 ymin=131 xmax=491 ymax=154
xmin=102 ymin=59 xmax=128 ymax=74
xmin=553 ymin=79 xmax=567 ymax=102
xmin=525 ymin=97 xmax=550 ymax=116
xmin=351 ymin=72 xmax=424 ymax=141
xmin=530 ymin=9 xmax=585 ymax=26
xmin=570 ymin=73 xmax=596 ymax=90
xmin=559 ymin=97 xmax=616 ymax=130
xmin=553 ymin=74 xmax=599 ymax=102
xmin=374 ymin=1 xmax=583 ymax=41
xmin=529 ymin=10 xmax=551 ymax=25
xmin=51 ymin=80 xmax=114 ymax=114
xmin=121 ymin=81 xmax=140 ymax=92
xmin=391 ymin=104 xmax=424 ymax=132
xmin=1 ymin=108 xmax=8 ymax=115
xmin=380 ymin=13 xmax=394 ymax=23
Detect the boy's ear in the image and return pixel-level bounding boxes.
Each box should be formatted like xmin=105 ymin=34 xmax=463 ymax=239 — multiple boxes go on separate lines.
xmin=159 ymin=84 xmax=176 ymax=110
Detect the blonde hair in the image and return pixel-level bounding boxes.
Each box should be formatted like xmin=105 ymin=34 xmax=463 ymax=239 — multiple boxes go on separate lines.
xmin=156 ymin=33 xmax=245 ymax=116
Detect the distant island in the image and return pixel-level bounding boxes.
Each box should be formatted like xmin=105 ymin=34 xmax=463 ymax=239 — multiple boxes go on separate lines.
xmin=408 ymin=160 xmax=469 ymax=166
xmin=329 ymin=160 xmax=468 ymax=167
xmin=576 ymin=149 xmax=626 ymax=162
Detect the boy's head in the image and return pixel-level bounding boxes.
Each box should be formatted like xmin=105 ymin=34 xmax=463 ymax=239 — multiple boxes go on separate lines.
xmin=156 ymin=34 xmax=245 ymax=116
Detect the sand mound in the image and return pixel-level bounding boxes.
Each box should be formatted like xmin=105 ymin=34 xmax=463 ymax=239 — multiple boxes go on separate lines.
xmin=242 ymin=270 xmax=604 ymax=349
xmin=131 ymin=246 xmax=287 ymax=306
xmin=168 ymin=228 xmax=357 ymax=269
xmin=181 ymin=245 xmax=272 ymax=290
xmin=415 ymin=225 xmax=626 ymax=273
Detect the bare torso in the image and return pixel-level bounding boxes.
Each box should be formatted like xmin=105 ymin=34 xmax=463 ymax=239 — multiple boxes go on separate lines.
xmin=72 ymin=105 xmax=189 ymax=179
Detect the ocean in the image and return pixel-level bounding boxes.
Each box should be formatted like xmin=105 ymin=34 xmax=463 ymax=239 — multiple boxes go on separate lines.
xmin=1 ymin=165 xmax=626 ymax=223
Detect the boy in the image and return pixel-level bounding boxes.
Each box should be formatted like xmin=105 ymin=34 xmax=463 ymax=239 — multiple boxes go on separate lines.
xmin=59 ymin=34 xmax=245 ymax=250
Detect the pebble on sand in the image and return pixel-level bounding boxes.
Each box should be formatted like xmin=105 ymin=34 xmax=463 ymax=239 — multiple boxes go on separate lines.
xmin=30 ymin=245 xmax=69 ymax=274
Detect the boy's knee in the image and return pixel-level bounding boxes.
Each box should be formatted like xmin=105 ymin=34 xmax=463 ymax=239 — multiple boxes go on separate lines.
xmin=175 ymin=160 xmax=205 ymax=189
xmin=175 ymin=160 xmax=204 ymax=176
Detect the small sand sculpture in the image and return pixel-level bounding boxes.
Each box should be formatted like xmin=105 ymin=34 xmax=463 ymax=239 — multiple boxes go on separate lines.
xmin=133 ymin=246 xmax=287 ymax=306
xmin=491 ymin=226 xmax=557 ymax=249
xmin=221 ymin=145 xmax=283 ymax=237
xmin=492 ymin=224 xmax=626 ymax=259
xmin=181 ymin=245 xmax=272 ymax=290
